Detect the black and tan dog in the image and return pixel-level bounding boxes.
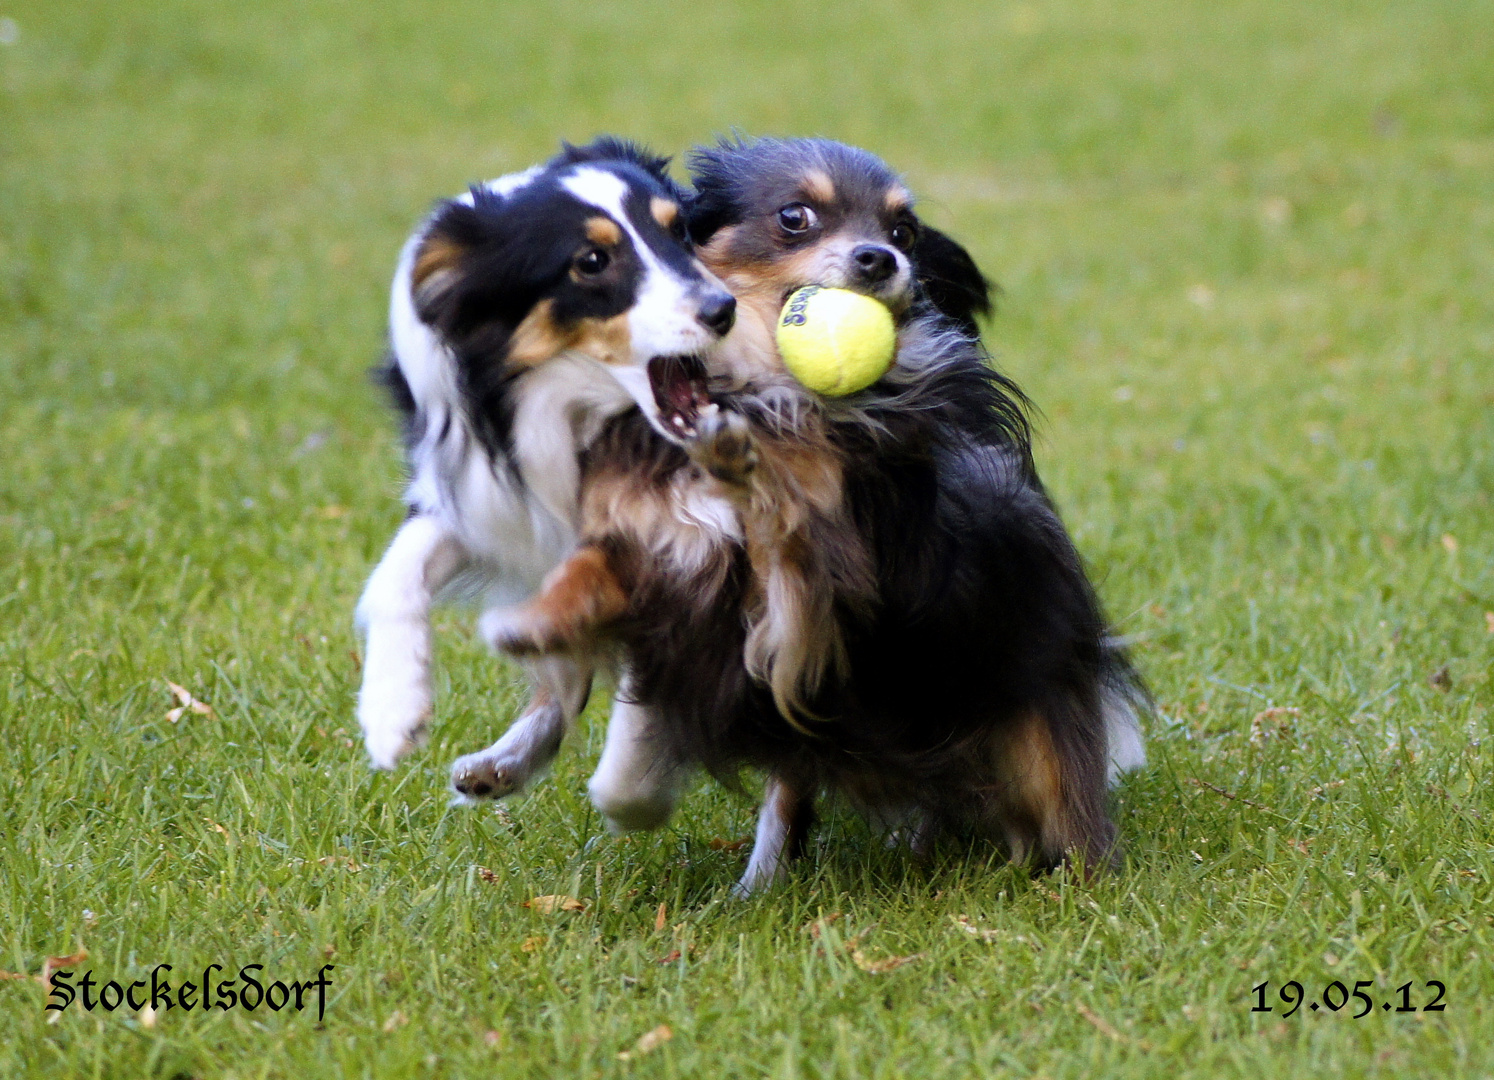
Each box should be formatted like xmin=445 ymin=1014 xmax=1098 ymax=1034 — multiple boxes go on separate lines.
xmin=484 ymin=137 xmax=1147 ymax=894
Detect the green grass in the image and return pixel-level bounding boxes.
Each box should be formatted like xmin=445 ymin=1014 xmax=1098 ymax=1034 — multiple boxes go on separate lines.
xmin=3 ymin=0 xmax=1492 ymax=1075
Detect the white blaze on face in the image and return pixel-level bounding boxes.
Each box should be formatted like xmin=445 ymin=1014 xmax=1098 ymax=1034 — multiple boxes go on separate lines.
xmin=560 ymin=166 xmax=721 ymax=372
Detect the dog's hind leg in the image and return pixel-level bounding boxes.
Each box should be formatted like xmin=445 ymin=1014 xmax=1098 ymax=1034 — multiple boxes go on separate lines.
xmin=733 ymin=774 xmax=814 ymax=898
xmin=450 ymin=654 xmax=592 ymax=802
xmin=355 ymin=513 xmax=469 ymax=769
xmin=482 ymin=545 xmax=629 ymax=655
xmin=588 ymin=672 xmax=690 ymax=832
xmin=992 ymin=709 xmax=1116 ymax=874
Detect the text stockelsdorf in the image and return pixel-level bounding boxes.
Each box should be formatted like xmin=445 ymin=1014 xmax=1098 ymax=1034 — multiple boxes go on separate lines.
xmin=46 ymin=964 xmax=334 ymax=1020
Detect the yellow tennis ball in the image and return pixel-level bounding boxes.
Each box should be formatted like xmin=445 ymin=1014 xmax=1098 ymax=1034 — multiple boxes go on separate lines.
xmin=775 ymin=286 xmax=896 ymax=396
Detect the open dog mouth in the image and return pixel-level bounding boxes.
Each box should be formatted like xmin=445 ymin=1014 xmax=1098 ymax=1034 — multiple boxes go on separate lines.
xmin=647 ymin=354 xmax=711 ymax=438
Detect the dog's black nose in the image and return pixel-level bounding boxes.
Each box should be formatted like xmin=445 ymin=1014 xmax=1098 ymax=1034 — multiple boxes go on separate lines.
xmin=697 ymin=292 xmax=736 ymax=336
xmin=852 ymin=244 xmax=898 ymax=284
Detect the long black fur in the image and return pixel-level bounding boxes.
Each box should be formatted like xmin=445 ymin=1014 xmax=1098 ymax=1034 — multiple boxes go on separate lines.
xmin=592 ymin=320 xmax=1142 ymax=866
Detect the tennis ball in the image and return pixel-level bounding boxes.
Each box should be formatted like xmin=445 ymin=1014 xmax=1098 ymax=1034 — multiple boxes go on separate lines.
xmin=775 ymin=286 xmax=896 ymax=396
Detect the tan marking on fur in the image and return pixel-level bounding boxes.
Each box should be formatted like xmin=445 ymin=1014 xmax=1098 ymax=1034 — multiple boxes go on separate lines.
xmin=585 ymin=216 xmax=622 ymax=246
xmin=503 ymin=546 xmax=629 ymax=650
xmin=721 ymin=422 xmax=871 ymax=729
xmin=571 ymin=312 xmax=632 ymax=366
xmin=650 ymin=198 xmax=680 ymax=230
xmin=693 ymin=237 xmax=882 ymax=722
xmin=580 ymin=467 xmax=739 ymax=582
xmin=506 ymin=299 xmax=575 ymax=367
xmin=884 ymin=186 xmax=913 ymax=213
xmin=993 ymin=713 xmax=1075 ymax=864
xmin=802 ymin=169 xmax=836 ymax=204
xmin=412 ymin=234 xmax=465 ymax=291
xmin=694 ymin=244 xmax=837 ymax=386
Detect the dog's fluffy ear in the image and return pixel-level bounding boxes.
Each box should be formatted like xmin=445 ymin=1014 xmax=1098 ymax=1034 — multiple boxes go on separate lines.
xmin=683 ymin=137 xmax=752 ymax=244
xmin=410 ymin=190 xmax=534 ymax=344
xmin=914 ymin=224 xmax=994 ymax=337
xmin=408 ymin=195 xmax=487 ymax=329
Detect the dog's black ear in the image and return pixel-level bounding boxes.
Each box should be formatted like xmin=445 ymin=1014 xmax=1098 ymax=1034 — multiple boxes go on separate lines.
xmin=409 ymin=190 xmax=535 ymax=345
xmin=406 ymin=195 xmax=483 ymax=329
xmin=914 ymin=224 xmax=994 ymax=337
xmin=557 ymin=136 xmax=674 ymax=185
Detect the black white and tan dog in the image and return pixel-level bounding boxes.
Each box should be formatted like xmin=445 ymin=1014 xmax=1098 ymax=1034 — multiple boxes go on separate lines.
xmin=485 ymin=137 xmax=1148 ymax=894
xmin=354 ymin=138 xmax=739 ymax=806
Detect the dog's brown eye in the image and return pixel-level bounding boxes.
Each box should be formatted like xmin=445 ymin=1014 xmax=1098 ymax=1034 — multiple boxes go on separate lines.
xmin=890 ymin=221 xmax=918 ymax=251
xmin=575 ymin=248 xmax=610 ymax=276
xmin=777 ymin=203 xmax=818 ymax=234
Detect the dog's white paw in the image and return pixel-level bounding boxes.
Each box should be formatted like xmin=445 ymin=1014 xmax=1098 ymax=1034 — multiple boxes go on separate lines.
xmin=449 ymin=697 xmax=567 ymax=802
xmin=357 ymin=672 xmax=432 ymax=770
xmin=593 ymin=797 xmax=676 ymax=834
xmin=449 ymin=743 xmax=538 ymax=801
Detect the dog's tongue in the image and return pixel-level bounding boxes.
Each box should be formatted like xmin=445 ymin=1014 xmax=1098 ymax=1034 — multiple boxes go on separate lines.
xmin=647 ymin=355 xmax=709 ymax=437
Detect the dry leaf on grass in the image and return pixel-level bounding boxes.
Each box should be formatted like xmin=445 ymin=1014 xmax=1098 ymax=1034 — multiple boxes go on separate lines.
xmin=841 ymin=928 xmax=922 ymax=974
xmin=139 ymin=1003 xmax=158 ymax=1029
xmin=655 ymin=949 xmax=682 ymax=965
xmin=707 ymin=837 xmax=750 ymax=852
xmin=483 ymin=1029 xmax=503 ymax=1047
xmin=1076 ymin=1003 xmax=1152 ymax=1050
xmin=41 ymin=949 xmax=88 ymax=996
xmin=617 ymin=1024 xmax=673 ymax=1060
xmin=950 ymin=914 xmax=1003 ymax=942
xmin=519 ymin=936 xmax=544 ymax=953
xmin=654 ymin=902 xmax=667 ymax=932
xmin=849 ymin=946 xmax=924 ymax=974
xmin=165 ymin=681 xmax=214 ymax=722
xmin=382 ymin=1010 xmax=408 ymax=1032
xmin=477 ymin=867 xmax=499 ymax=885
xmin=1308 ymin=780 xmax=1346 ymax=798
xmin=317 ymin=855 xmax=362 ymax=872
xmin=523 ymin=895 xmax=587 ymax=914
xmin=804 ymin=913 xmax=843 ymax=940
xmin=1249 ymin=707 xmax=1299 ymax=746
xmin=1484 ymin=612 xmax=1494 ymax=635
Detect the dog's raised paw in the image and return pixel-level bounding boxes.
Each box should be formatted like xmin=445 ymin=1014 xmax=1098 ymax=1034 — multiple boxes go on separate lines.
xmin=450 ymin=747 xmax=528 ymax=801
xmin=688 ymin=407 xmax=758 ymax=485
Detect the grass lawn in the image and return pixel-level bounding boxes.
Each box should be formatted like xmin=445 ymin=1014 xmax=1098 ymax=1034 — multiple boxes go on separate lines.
xmin=3 ymin=0 xmax=1492 ymax=1075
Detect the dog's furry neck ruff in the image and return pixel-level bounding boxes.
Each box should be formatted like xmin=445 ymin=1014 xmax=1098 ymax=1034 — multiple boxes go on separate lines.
xmin=698 ymin=313 xmax=1035 ymax=728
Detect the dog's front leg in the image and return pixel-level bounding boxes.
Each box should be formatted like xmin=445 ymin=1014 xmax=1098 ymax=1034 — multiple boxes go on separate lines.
xmin=450 ymin=654 xmax=593 ymax=802
xmin=355 ymin=513 xmax=469 ymax=769
xmin=733 ymin=774 xmax=814 ymax=897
